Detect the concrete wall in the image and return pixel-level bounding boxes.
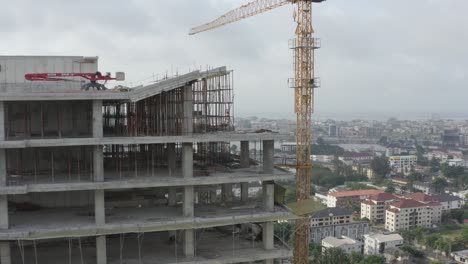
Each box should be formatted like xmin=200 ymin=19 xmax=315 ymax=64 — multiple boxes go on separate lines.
xmin=0 ymin=56 xmax=98 ymax=92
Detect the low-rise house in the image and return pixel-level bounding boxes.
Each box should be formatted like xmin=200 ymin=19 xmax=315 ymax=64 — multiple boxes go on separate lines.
xmin=310 ymin=208 xmax=369 ymax=244
xmin=451 ymin=249 xmax=468 ymax=264
xmin=413 ymin=182 xmax=434 ymax=195
xmin=322 ymin=236 xmax=363 ymax=254
xmin=310 ymin=208 xmax=353 ymax=227
xmin=361 ymin=193 xmax=397 ymax=223
xmin=327 ymin=189 xmax=385 ymax=208
xmin=364 ymin=233 xmax=403 ymax=255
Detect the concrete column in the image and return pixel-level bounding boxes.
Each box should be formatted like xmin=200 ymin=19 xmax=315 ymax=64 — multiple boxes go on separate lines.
xmin=262 ymin=140 xmax=274 ymax=174
xmin=96 ymin=235 xmax=107 ymax=264
xmin=92 ymin=100 xmax=103 ymax=138
xmin=167 ymin=143 xmax=177 ymax=206
xmin=183 ymin=229 xmax=195 ymax=257
xmin=240 ymin=141 xmax=249 ymax=168
xmin=222 ymin=183 xmax=233 ymax=203
xmin=183 ymin=85 xmax=193 ymax=135
xmin=0 ymin=243 xmax=11 ymax=264
xmin=263 ymin=182 xmax=274 ymax=212
xmin=182 ymin=143 xmax=193 ymax=180
xmin=93 ymin=146 xmax=104 ymax=182
xmin=262 ymin=222 xmax=274 ymax=250
xmin=0 ymin=102 xmax=5 ymax=141
xmin=181 ymin=142 xmax=195 ymax=257
xmin=241 ymin=183 xmax=249 ymax=202
xmin=183 ymin=186 xmax=194 ymax=217
xmin=93 ymin=99 xmax=106 ymax=264
xmin=95 ymin=189 xmax=105 ymax=226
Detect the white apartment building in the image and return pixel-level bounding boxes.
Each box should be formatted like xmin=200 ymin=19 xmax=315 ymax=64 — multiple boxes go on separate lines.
xmin=364 ymin=233 xmax=403 ymax=255
xmin=389 ymin=155 xmax=417 ymax=173
xmin=361 ymin=193 xmax=397 ymax=223
xmin=385 ymin=199 xmax=442 ymax=232
xmin=322 ymin=236 xmax=363 ymax=254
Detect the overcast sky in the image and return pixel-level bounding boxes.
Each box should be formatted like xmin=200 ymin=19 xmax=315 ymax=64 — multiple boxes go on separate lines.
xmin=2 ymin=0 xmax=468 ymax=120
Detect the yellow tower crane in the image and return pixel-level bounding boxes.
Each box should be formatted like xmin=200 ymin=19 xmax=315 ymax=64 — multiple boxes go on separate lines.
xmin=189 ymin=0 xmax=325 ymax=263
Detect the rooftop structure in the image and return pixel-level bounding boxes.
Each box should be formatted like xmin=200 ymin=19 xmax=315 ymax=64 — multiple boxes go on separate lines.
xmin=327 ymin=189 xmax=385 ymax=208
xmin=0 ymin=56 xmax=295 ymax=264
xmin=322 ymin=236 xmax=363 ymax=254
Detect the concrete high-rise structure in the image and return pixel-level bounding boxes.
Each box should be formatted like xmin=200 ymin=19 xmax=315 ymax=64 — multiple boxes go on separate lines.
xmin=0 ymin=56 xmax=295 ymax=263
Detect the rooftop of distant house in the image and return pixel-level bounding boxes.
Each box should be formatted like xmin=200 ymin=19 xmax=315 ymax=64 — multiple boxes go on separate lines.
xmin=365 ymin=233 xmax=403 ymax=243
xmin=328 ymin=189 xmax=385 ymax=198
xmin=310 ymin=207 xmax=353 ymax=219
xmin=322 ymin=236 xmax=359 ymax=247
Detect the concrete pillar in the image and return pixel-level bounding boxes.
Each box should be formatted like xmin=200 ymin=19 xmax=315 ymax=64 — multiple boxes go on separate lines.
xmin=0 ymin=243 xmax=11 ymax=264
xmin=93 ymin=146 xmax=104 ymax=182
xmin=96 ymin=235 xmax=107 ymax=264
xmin=222 ymin=183 xmax=233 ymax=203
xmin=241 ymin=183 xmax=249 ymax=202
xmin=168 ymin=188 xmax=177 ymax=206
xmin=182 ymin=143 xmax=193 ymax=179
xmin=92 ymin=100 xmax=106 ymax=264
xmin=183 ymin=186 xmax=194 ymax=217
xmin=183 ymin=229 xmax=195 ymax=257
xmin=167 ymin=143 xmax=177 ymax=206
xmin=92 ymin=100 xmax=103 ymax=138
xmin=262 ymin=140 xmax=274 ymax=174
xmin=183 ymin=85 xmax=193 ymax=135
xmin=263 ymin=182 xmax=274 ymax=212
xmin=181 ymin=142 xmax=195 ymax=257
xmin=262 ymin=222 xmax=274 ymax=250
xmin=0 ymin=102 xmax=4 ymax=141
xmin=240 ymin=141 xmax=249 ymax=168
xmin=95 ymin=189 xmax=105 ymax=226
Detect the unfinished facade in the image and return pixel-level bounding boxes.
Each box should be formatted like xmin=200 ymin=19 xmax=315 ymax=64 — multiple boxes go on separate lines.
xmin=0 ymin=56 xmax=294 ymax=264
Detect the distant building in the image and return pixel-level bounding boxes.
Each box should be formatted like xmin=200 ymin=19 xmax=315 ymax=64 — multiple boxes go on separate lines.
xmin=364 ymin=233 xmax=403 ymax=255
xmin=329 ymin=124 xmax=338 ymax=137
xmin=385 ymin=199 xmax=442 ymax=232
xmin=407 ymin=192 xmax=462 ymax=212
xmin=310 ymin=208 xmax=353 ymax=227
xmin=280 ymin=142 xmax=296 ymax=152
xmin=389 ymin=155 xmax=417 ymax=173
xmin=310 ymin=222 xmax=369 ymax=244
xmin=442 ymin=129 xmax=461 ymax=147
xmin=311 ymin=155 xmax=334 ymax=163
xmin=339 ymin=152 xmax=373 ymax=165
xmin=361 ymin=193 xmax=397 ymax=223
xmin=366 ymin=127 xmax=382 ymax=138
xmin=413 ymin=182 xmax=434 ymax=195
xmin=322 ymin=236 xmax=363 ymax=254
xmin=327 ymin=189 xmax=386 ymax=208
xmin=451 ymin=249 xmax=468 ymax=264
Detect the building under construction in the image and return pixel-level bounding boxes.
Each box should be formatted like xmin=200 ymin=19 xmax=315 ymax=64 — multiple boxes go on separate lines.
xmin=0 ymin=56 xmax=295 ymax=264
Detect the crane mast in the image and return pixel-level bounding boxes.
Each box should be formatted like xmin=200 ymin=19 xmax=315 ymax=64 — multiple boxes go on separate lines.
xmin=189 ymin=1 xmax=324 ymax=262
xmin=292 ymin=2 xmax=314 ymax=263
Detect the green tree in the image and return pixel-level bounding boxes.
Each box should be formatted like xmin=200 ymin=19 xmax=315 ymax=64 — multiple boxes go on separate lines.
xmin=385 ymin=183 xmax=396 ymax=194
xmin=316 ymin=247 xmax=349 ymax=264
xmin=370 ymin=156 xmax=391 ymax=179
xmin=430 ymin=158 xmax=441 ymax=173
xmin=432 ymin=177 xmax=448 ymax=194
xmin=360 ymin=255 xmax=385 ymax=264
xmin=349 ymin=251 xmax=363 ymax=264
